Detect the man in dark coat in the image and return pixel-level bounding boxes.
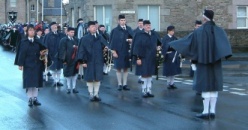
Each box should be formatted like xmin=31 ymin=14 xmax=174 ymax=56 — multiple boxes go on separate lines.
xmin=169 ymin=9 xmax=232 ymax=119
xmin=17 ymin=25 xmax=47 ymax=107
xmin=36 ymin=28 xmax=44 ymax=43
xmin=110 ymin=14 xmax=134 ymax=91
xmin=77 ymin=21 xmax=107 ymax=102
xmin=132 ymin=19 xmax=144 ymax=83
xmin=133 ymin=19 xmax=144 ymax=35
xmin=162 ymin=25 xmax=182 ymax=89
xmin=133 ymin=20 xmax=161 ymax=98
xmin=59 ymin=27 xmax=79 ymax=94
xmin=43 ymin=22 xmax=66 ymax=87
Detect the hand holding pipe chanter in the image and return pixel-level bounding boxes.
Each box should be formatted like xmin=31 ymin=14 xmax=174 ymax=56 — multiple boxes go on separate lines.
xmin=126 ymin=39 xmax=132 ymax=43
xmin=40 ymin=49 xmax=48 ymax=64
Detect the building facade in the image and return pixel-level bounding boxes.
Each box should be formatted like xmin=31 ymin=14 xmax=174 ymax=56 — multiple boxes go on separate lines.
xmin=0 ymin=0 xmax=67 ymax=25
xmin=0 ymin=0 xmax=27 ymax=24
xmin=65 ymin=0 xmax=248 ymax=32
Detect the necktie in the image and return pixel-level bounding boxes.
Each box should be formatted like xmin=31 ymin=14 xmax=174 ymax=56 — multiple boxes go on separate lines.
xmin=29 ymin=39 xmax=33 ymax=43
xmin=123 ymin=27 xmax=126 ymax=30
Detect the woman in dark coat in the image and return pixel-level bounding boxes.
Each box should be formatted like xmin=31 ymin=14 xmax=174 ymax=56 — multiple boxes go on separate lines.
xmin=162 ymin=26 xmax=182 ymax=89
xmin=77 ymin=21 xmax=107 ymax=102
xmin=17 ymin=25 xmax=47 ymax=107
xmin=58 ymin=27 xmax=79 ymax=94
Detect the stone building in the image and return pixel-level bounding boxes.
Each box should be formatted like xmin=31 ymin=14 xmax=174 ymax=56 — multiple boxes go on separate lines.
xmin=0 ymin=0 xmax=27 ymax=24
xmin=0 ymin=0 xmax=67 ymax=24
xmin=65 ymin=0 xmax=248 ymax=32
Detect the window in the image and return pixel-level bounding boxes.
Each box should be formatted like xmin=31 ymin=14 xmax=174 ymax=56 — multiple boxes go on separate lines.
xmin=138 ymin=5 xmax=160 ymax=31
xmin=31 ymin=18 xmax=35 ymax=22
xmin=94 ymin=5 xmax=112 ymax=33
xmin=10 ymin=0 xmax=16 ymax=7
xmin=31 ymin=5 xmax=35 ymax=11
xmin=237 ymin=6 xmax=248 ymax=28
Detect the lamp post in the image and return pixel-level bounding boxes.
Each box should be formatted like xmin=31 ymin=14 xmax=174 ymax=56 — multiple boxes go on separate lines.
xmin=61 ymin=0 xmax=63 ymax=25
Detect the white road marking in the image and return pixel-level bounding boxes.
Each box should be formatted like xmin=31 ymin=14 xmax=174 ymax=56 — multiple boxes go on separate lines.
xmin=223 ymin=89 xmax=228 ymax=91
xmin=183 ymin=82 xmax=193 ymax=85
xmin=185 ymin=80 xmax=193 ymax=83
xmin=223 ymin=85 xmax=229 ymax=88
xmin=230 ymin=88 xmax=246 ymax=91
xmin=230 ymin=92 xmax=247 ymax=96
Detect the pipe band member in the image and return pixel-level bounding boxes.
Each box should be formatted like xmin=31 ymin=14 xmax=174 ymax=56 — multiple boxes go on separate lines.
xmin=169 ymin=9 xmax=232 ymax=119
xmin=133 ymin=20 xmax=161 ymax=98
xmin=77 ymin=21 xmax=107 ymax=102
xmin=17 ymin=25 xmax=47 ymax=107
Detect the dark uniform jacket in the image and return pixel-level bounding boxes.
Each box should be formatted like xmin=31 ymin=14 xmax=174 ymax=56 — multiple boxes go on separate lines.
xmin=17 ymin=38 xmax=46 ymax=88
xmin=43 ymin=31 xmax=65 ymax=70
xmin=77 ymin=33 xmax=106 ymax=82
xmin=133 ymin=30 xmax=161 ymax=76
xmin=169 ymin=21 xmax=232 ymax=92
xmin=110 ymin=25 xmax=134 ymax=69
xmin=162 ymin=34 xmax=182 ymax=76
xmin=58 ymin=36 xmax=79 ymax=77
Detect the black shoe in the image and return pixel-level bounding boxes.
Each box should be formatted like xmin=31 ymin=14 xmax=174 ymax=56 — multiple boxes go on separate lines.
xmin=90 ymin=96 xmax=95 ymax=102
xmin=67 ymin=89 xmax=71 ymax=94
xmin=210 ymin=113 xmax=215 ymax=119
xmin=123 ymin=85 xmax=130 ymax=91
xmin=94 ymin=96 xmax=101 ymax=102
xmin=138 ymin=79 xmax=142 ymax=84
xmin=33 ymin=98 xmax=41 ymax=106
xmin=28 ymin=98 xmax=33 ymax=107
xmin=47 ymin=72 xmax=52 ymax=77
xmin=196 ymin=92 xmax=202 ymax=95
xmin=77 ymin=74 xmax=81 ymax=80
xmin=103 ymin=72 xmax=108 ymax=75
xmin=81 ymin=75 xmax=84 ymax=79
xmin=118 ymin=85 xmax=122 ymax=91
xmin=57 ymin=82 xmax=63 ymax=86
xmin=72 ymin=89 xmax=79 ymax=94
xmin=142 ymin=93 xmax=149 ymax=98
xmin=147 ymin=92 xmax=155 ymax=97
xmin=167 ymin=84 xmax=177 ymax=89
xmin=196 ymin=113 xmax=210 ymax=119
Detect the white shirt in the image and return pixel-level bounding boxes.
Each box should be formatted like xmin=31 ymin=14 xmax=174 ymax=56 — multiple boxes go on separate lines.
xmin=28 ymin=37 xmax=34 ymax=42
xmin=121 ymin=26 xmax=126 ymax=30
xmin=68 ymin=36 xmax=73 ymax=40
xmin=168 ymin=34 xmax=172 ymax=38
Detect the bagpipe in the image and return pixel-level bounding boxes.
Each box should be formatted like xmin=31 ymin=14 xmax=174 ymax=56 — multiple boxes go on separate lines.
xmin=103 ymin=47 xmax=113 ymax=73
xmin=101 ymin=33 xmax=113 ymax=73
xmin=39 ymin=49 xmax=52 ymax=81
xmin=155 ymin=39 xmax=163 ymax=80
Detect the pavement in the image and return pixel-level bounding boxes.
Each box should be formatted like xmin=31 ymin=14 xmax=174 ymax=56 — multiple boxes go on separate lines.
xmin=0 ymin=46 xmax=247 ymax=130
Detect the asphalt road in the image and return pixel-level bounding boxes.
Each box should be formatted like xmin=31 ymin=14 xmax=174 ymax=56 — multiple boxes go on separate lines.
xmin=0 ymin=46 xmax=247 ymax=130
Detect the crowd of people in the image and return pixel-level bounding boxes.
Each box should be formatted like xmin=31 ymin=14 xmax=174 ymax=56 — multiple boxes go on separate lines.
xmin=0 ymin=9 xmax=232 ymax=120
